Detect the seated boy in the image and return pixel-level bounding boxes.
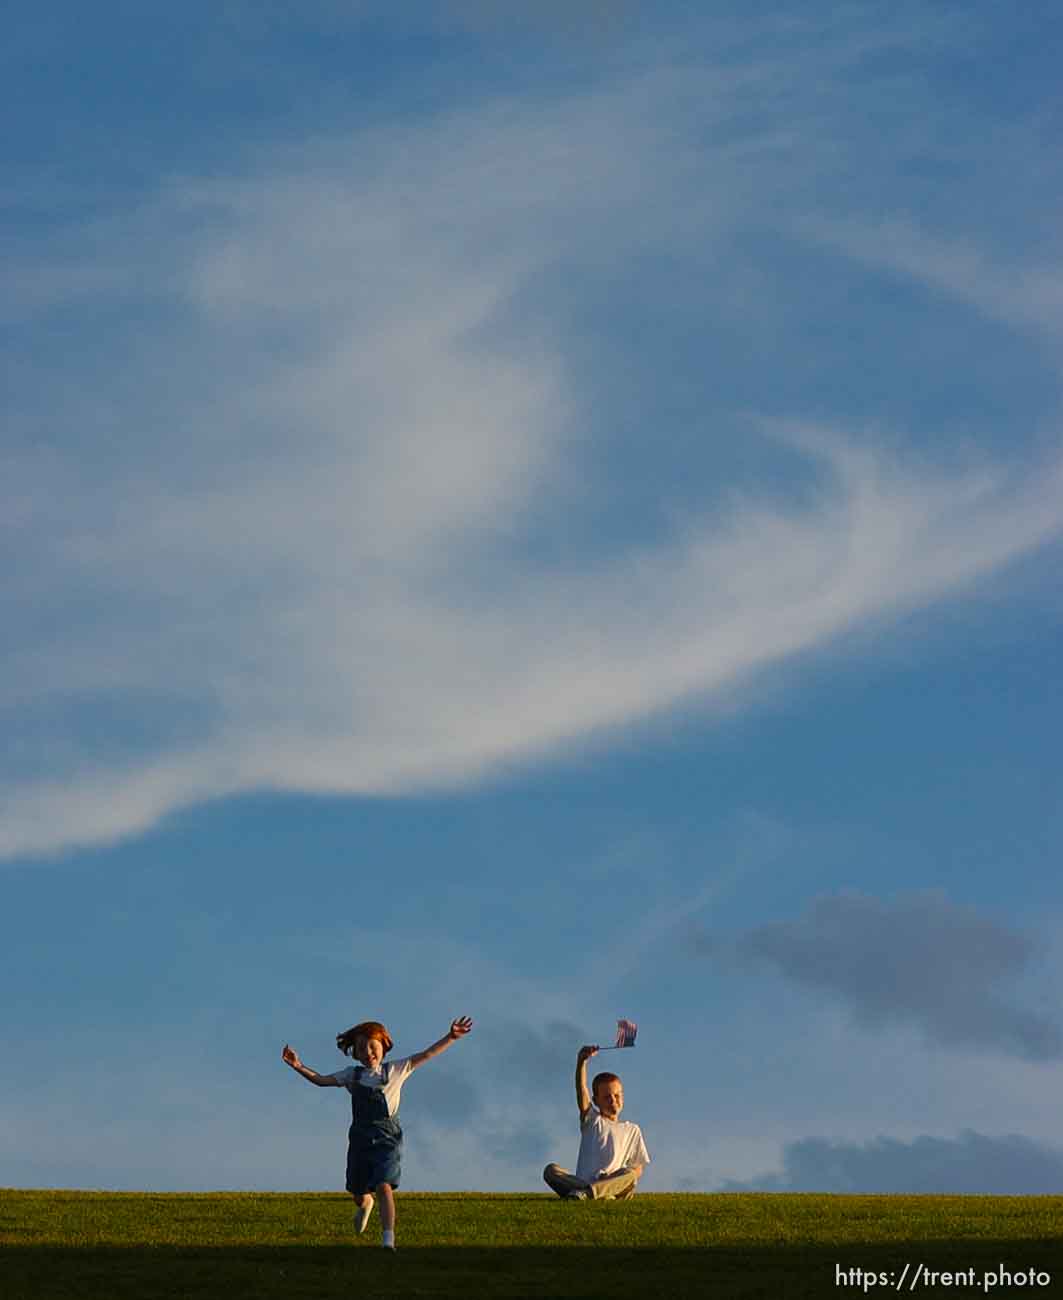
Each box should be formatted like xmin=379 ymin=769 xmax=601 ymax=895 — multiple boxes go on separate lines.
xmin=543 ymin=1043 xmax=650 ymax=1200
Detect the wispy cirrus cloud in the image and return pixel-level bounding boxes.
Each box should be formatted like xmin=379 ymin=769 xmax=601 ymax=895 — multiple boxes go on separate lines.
xmin=5 ymin=26 xmax=1062 ymax=861
xmin=798 ymin=216 xmax=1063 ymax=336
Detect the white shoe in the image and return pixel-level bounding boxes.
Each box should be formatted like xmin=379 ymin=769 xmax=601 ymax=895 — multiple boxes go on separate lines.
xmin=354 ymin=1198 xmax=374 ymax=1234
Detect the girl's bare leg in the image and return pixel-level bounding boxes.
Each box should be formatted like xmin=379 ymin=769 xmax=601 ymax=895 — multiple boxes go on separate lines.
xmin=376 ymin=1182 xmax=396 ymax=1232
xmin=351 ymin=1190 xmax=374 ymax=1232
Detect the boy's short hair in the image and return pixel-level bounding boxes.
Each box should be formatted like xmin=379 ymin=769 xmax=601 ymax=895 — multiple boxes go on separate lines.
xmin=337 ymin=1020 xmax=394 ymax=1057
xmin=591 ymin=1071 xmax=621 ymax=1099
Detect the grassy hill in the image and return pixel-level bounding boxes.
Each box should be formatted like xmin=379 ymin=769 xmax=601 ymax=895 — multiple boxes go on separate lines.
xmin=3 ymin=1189 xmax=1062 ymax=1298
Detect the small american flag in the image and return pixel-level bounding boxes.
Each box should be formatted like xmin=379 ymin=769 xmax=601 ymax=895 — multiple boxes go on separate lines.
xmin=615 ymin=1018 xmax=638 ymax=1049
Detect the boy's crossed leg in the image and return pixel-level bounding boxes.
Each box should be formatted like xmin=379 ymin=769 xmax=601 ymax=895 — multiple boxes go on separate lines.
xmin=543 ymin=1162 xmax=639 ymax=1201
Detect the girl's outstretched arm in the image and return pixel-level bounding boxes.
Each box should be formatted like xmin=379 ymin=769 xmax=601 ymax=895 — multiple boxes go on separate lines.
xmin=408 ymin=1017 xmax=473 ymax=1070
xmin=281 ymin=1043 xmax=342 ymax=1086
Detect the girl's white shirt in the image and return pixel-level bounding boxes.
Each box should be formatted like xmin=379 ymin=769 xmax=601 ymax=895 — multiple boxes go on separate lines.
xmin=332 ymin=1056 xmax=415 ymax=1117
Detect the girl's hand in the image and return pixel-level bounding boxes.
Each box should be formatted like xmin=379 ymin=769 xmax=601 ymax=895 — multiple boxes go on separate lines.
xmin=282 ymin=1043 xmax=302 ymax=1069
xmin=448 ymin=1016 xmax=473 ymax=1040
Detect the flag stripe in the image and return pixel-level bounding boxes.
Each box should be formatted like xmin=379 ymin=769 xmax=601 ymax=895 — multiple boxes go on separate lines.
xmin=615 ymin=1018 xmax=638 ymax=1048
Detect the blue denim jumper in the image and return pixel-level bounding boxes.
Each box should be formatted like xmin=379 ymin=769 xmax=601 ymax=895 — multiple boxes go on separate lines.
xmin=345 ymin=1064 xmax=403 ymax=1194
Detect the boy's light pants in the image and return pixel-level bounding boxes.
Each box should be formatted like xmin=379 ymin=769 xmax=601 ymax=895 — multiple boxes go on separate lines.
xmin=543 ymin=1162 xmax=639 ymax=1201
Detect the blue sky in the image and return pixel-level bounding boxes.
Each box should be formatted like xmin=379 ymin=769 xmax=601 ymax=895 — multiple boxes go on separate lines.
xmin=4 ymin=0 xmax=1062 ymax=1194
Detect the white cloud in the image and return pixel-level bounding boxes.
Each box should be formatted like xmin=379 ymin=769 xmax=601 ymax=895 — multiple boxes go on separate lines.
xmin=5 ymin=41 xmax=1062 ymax=861
xmin=6 ymin=427 xmax=1059 ymax=860
xmin=799 ymin=216 xmax=1063 ymax=336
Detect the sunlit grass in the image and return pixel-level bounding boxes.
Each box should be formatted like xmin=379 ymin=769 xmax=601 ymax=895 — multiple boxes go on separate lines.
xmin=3 ymin=1189 xmax=1062 ymax=1298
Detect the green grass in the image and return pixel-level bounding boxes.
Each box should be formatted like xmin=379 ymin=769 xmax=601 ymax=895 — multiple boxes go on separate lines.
xmin=3 ymin=1189 xmax=1062 ymax=1298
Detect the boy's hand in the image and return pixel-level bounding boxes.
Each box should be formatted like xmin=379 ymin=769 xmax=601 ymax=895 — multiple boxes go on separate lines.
xmin=578 ymin=1044 xmax=599 ymax=1062
xmin=448 ymin=1016 xmax=473 ymax=1040
xmin=282 ymin=1044 xmax=302 ymax=1069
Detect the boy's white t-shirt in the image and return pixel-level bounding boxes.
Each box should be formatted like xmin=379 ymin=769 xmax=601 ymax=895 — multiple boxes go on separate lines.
xmin=331 ymin=1057 xmax=415 ymax=1117
xmin=575 ymin=1106 xmax=650 ymax=1183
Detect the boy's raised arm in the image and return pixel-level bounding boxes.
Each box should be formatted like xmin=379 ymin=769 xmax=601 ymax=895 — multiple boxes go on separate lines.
xmin=575 ymin=1044 xmax=598 ymax=1119
xmin=408 ymin=1016 xmax=473 ymax=1070
xmin=281 ymin=1043 xmax=342 ymax=1087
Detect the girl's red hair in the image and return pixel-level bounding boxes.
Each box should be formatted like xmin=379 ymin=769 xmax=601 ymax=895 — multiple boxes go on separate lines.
xmin=337 ymin=1020 xmax=394 ymax=1056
